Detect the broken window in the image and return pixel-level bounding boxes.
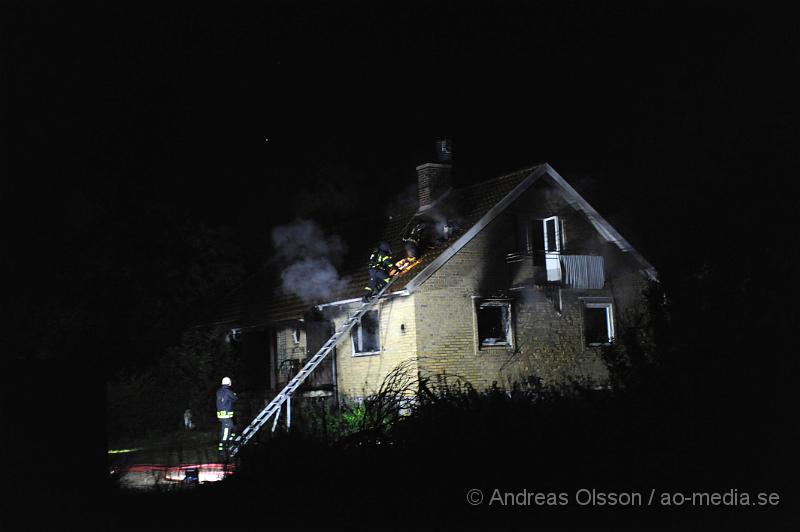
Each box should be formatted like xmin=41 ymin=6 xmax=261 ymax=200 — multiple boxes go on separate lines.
xmin=583 ymin=301 xmax=615 ymax=345
xmin=477 ymin=300 xmax=512 ymax=347
xmin=352 ymin=310 xmax=381 ymax=355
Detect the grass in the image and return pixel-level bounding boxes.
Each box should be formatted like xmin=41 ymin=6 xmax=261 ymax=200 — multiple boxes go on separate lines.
xmin=108 ymin=428 xmax=217 ymax=454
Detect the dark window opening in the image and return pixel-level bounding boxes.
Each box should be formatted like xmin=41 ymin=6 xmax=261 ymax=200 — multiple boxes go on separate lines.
xmin=531 ymin=219 xmax=545 ymax=253
xmin=584 ymin=304 xmax=613 ymax=345
xmin=477 ymin=302 xmax=511 ymax=347
xmin=515 ymin=216 xmax=531 ymax=253
xmin=352 ymin=310 xmax=380 ymax=355
xmin=545 ymin=218 xmax=559 ymax=252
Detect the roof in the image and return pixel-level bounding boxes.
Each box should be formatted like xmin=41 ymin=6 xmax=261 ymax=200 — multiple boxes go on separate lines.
xmin=201 ymin=163 xmax=655 ymax=328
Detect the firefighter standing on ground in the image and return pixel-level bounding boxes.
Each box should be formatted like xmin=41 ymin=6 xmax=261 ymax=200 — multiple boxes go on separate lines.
xmin=216 ymin=376 xmax=237 ymax=455
xmin=363 ymin=241 xmax=395 ymax=302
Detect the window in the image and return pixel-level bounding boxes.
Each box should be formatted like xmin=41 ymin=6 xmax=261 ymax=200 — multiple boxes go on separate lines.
xmin=522 ymin=216 xmax=565 ymax=282
xmin=542 ymin=216 xmax=563 ymax=281
xmin=352 ymin=310 xmax=381 ymax=355
xmin=543 ymin=216 xmax=562 ymax=252
xmin=477 ymin=300 xmax=512 ymax=347
xmin=292 ymin=324 xmax=302 ymax=344
xmin=583 ymin=301 xmax=614 ymax=345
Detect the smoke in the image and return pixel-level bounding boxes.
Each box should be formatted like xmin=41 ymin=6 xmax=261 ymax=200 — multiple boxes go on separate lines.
xmin=278 ymin=258 xmax=349 ymax=303
xmin=418 ymin=204 xmax=464 ymax=246
xmin=426 ymin=210 xmax=454 ymax=242
xmin=271 ymin=219 xmax=349 ymax=303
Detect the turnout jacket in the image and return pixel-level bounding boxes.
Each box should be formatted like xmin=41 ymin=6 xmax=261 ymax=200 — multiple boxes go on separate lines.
xmin=216 ymin=385 xmax=237 ymax=419
xmin=368 ymin=249 xmax=394 ymax=272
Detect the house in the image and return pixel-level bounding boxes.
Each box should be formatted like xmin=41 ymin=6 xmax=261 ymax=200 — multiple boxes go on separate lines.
xmin=207 ymin=140 xmax=656 ymax=426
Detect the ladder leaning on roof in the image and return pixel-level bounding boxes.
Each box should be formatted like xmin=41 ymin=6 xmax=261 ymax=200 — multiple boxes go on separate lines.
xmin=228 ymin=274 xmax=403 ymax=458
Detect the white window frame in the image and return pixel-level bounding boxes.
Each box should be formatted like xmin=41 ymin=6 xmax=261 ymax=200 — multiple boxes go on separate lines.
xmin=542 ymin=215 xmax=563 ymax=281
xmin=542 ymin=215 xmax=562 ymax=252
xmin=292 ymin=324 xmax=302 ymax=344
xmin=475 ymin=299 xmax=514 ymax=349
xmin=582 ymin=300 xmax=615 ymax=346
xmin=351 ymin=309 xmax=381 ymax=357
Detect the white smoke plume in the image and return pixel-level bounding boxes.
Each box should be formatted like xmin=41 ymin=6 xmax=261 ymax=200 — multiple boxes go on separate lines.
xmin=425 ymin=210 xmax=453 ymax=241
xmin=271 ymin=219 xmax=349 ymax=303
xmin=418 ymin=204 xmax=464 ymax=245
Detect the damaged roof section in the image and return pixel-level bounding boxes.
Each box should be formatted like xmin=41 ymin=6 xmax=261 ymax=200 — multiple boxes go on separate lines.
xmin=389 ymin=165 xmax=540 ymax=292
xmin=203 ymin=162 xmax=655 ymax=328
xmin=204 ymin=166 xmax=539 ymax=327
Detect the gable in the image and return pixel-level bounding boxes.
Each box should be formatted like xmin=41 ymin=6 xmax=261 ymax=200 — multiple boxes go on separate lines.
xmin=405 ymin=164 xmax=656 ymax=293
xmin=543 ymin=166 xmax=656 ymax=280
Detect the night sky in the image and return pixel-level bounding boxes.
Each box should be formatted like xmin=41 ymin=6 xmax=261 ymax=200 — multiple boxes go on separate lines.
xmin=9 ymin=3 xmax=796 ymax=224
xmin=4 ymin=3 xmax=799 ymax=527
xmin=7 ymin=4 xmax=796 ymax=365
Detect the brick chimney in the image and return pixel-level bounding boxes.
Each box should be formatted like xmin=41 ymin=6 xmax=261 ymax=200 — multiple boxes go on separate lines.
xmin=416 ymin=139 xmax=452 ymax=211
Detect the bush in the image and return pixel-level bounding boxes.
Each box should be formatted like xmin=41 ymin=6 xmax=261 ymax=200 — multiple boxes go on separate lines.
xmin=107 ymin=325 xmax=242 ymax=444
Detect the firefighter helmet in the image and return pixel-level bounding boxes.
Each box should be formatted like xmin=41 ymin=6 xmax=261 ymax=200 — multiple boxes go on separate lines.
xmin=221 ymin=377 xmax=232 ymax=386
xmin=378 ymin=241 xmax=391 ymax=253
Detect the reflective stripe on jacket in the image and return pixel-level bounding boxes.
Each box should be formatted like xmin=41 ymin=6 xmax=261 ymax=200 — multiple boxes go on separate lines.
xmin=369 ymin=251 xmax=393 ymax=271
xmin=215 ymin=385 xmax=237 ymax=418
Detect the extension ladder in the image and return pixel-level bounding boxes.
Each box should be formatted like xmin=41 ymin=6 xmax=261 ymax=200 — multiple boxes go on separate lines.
xmin=228 ymin=274 xmax=402 ymax=457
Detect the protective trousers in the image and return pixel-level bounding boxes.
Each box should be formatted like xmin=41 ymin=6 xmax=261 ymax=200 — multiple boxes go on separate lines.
xmin=365 ymin=268 xmax=391 ymax=294
xmin=218 ymin=418 xmax=236 ymax=453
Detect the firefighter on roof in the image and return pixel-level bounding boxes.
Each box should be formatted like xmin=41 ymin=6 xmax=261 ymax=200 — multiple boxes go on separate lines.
xmin=402 ymin=222 xmax=426 ymax=260
xmin=216 ymin=376 xmax=237 ymax=456
xmin=363 ymin=241 xmax=395 ymax=302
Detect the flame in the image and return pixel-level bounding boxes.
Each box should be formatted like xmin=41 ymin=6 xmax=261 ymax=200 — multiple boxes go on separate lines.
xmin=394 ymin=257 xmax=420 ymax=275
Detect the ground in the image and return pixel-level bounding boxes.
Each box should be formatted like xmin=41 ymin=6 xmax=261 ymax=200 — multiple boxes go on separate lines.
xmin=108 ymin=429 xmax=234 ymax=490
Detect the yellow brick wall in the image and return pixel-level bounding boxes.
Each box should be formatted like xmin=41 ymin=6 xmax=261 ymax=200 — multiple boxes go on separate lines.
xmin=414 ymin=178 xmax=647 ymax=390
xmin=414 ymin=218 xmax=520 ymax=390
xmin=332 ymin=296 xmax=419 ymax=401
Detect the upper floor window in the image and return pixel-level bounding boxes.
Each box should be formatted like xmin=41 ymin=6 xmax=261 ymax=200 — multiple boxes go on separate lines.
xmin=541 ymin=216 xmax=564 ymax=281
xmin=477 ymin=299 xmax=513 ymax=348
xmin=543 ymin=216 xmax=562 ymax=252
xmin=352 ymin=310 xmax=381 ymax=356
xmin=519 ymin=215 xmax=565 ymax=254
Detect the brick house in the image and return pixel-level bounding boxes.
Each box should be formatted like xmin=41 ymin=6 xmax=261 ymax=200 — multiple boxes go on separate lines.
xmin=209 ymin=142 xmax=656 ymax=422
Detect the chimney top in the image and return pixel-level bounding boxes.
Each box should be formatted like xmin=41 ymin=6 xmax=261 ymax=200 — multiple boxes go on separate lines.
xmin=417 ymin=139 xmax=453 ymax=211
xmin=435 ymin=138 xmax=453 ymax=163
